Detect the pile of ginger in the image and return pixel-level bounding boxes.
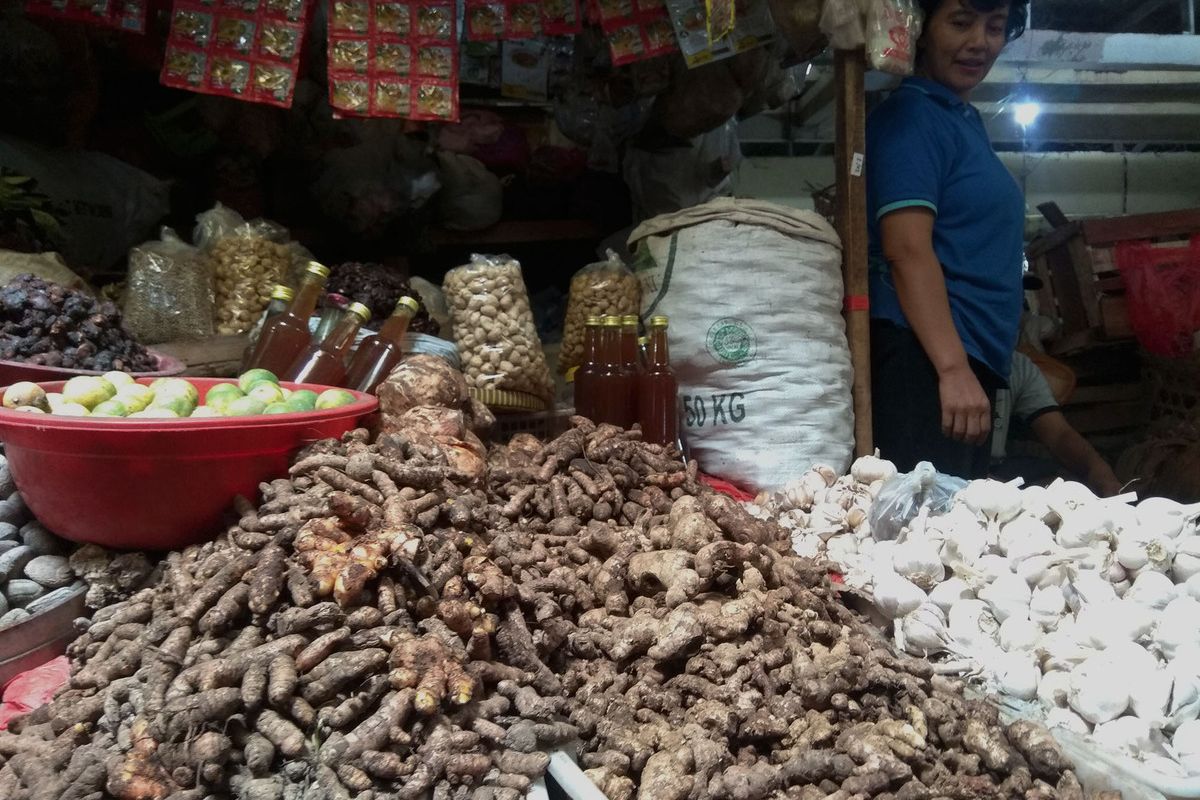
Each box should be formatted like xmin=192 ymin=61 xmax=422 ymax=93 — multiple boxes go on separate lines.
xmin=0 ymin=412 xmax=1097 ymax=800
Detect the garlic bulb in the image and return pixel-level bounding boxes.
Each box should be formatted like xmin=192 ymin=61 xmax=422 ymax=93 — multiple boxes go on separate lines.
xmin=978 ymin=572 xmax=1032 ymax=623
xmin=1167 ymin=648 xmax=1200 ymax=730
xmin=999 ymin=616 xmax=1043 ymax=653
xmin=1074 ymin=601 xmax=1154 ymax=650
xmin=872 ymin=569 xmax=926 ymax=620
xmin=957 ymin=479 xmax=1024 ymax=533
xmin=1180 ymin=573 xmax=1200 ymax=602
xmin=1016 ymin=554 xmax=1072 ymax=589
xmin=1045 ymin=707 xmax=1090 ymax=735
xmin=928 ymin=577 xmax=974 ymax=615
xmin=948 ymin=599 xmax=1000 ymax=653
xmin=1172 ymin=536 xmax=1200 ymax=583
xmin=826 ymin=533 xmax=859 ymax=565
xmin=898 ymin=602 xmax=951 ymax=656
xmin=1069 ymin=653 xmax=1130 ymax=724
xmin=1126 ymin=570 xmax=1177 ymax=610
xmin=1029 ymin=584 xmax=1067 ymax=629
xmin=991 ymin=650 xmax=1040 ymax=700
xmin=1155 ymin=597 xmax=1200 ymax=659
xmin=1129 ymin=667 xmax=1173 ymax=728
xmin=1038 ymin=628 xmax=1096 ymax=672
xmin=850 ymin=451 xmax=897 ymax=485
xmin=1021 ymin=484 xmax=1058 ymax=526
xmin=892 ymin=535 xmax=946 ymax=590
xmin=1116 ymin=527 xmax=1176 ymax=573
xmin=1037 ymin=670 xmax=1071 ymax=708
xmin=1066 ymin=570 xmax=1118 ymax=611
xmin=1092 ymin=716 xmax=1153 ymax=756
xmin=973 ymin=554 xmax=1016 ymax=584
xmin=1055 ymin=504 xmax=1116 ymax=549
xmin=1172 ymin=720 xmax=1200 ymax=775
xmin=933 ymin=509 xmax=989 ymax=567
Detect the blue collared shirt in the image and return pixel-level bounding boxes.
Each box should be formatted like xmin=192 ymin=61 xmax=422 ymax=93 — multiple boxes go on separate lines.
xmin=866 ymin=76 xmax=1026 ymax=382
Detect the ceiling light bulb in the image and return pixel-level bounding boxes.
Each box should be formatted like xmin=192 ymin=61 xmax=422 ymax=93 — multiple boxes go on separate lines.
xmin=1014 ymin=101 xmax=1041 ymax=128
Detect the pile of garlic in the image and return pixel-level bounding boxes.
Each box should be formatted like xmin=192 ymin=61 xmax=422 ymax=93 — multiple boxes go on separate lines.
xmin=754 ymin=457 xmax=1200 ymax=779
xmin=866 ymin=473 xmax=1200 ymax=779
xmin=747 ymin=452 xmax=896 ymax=583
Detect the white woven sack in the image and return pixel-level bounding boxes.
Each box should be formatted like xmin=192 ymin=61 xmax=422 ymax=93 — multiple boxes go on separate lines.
xmin=629 ymin=198 xmax=853 ymax=491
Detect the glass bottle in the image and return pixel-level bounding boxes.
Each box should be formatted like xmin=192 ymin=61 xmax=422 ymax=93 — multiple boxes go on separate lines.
xmin=344 ymin=296 xmax=421 ymax=394
xmin=595 ymin=315 xmax=635 ymax=427
xmin=572 ymin=316 xmax=602 ymax=420
xmin=313 ymin=293 xmax=350 ymax=344
xmin=241 ymin=284 xmax=294 ymax=369
xmin=637 ymin=315 xmax=678 ymax=446
xmin=286 ymin=302 xmax=371 ymax=385
xmin=244 ymin=261 xmax=331 ymax=376
xmin=620 ymin=314 xmax=641 ymax=426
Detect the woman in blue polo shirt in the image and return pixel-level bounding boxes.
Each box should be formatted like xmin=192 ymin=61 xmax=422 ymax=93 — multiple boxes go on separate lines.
xmin=867 ymin=0 xmax=1029 ymax=477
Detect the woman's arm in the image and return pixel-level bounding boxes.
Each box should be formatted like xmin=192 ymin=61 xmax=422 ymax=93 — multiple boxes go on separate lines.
xmin=1029 ymin=411 xmax=1124 ymax=496
xmin=880 ymin=207 xmax=992 ymax=445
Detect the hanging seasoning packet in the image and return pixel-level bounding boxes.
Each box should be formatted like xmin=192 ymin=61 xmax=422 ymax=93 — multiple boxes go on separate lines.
xmin=598 ymin=0 xmax=677 ymax=66
xmin=540 ymin=0 xmax=582 ymax=35
xmin=465 ymin=0 xmax=553 ymax=40
xmin=160 ymin=0 xmax=310 ymax=107
xmin=327 ymin=0 xmax=460 ymax=120
xmin=25 ymin=0 xmax=148 ymax=33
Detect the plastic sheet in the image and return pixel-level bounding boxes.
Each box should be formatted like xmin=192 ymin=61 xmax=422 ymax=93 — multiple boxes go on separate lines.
xmin=868 ymin=461 xmax=967 ymax=541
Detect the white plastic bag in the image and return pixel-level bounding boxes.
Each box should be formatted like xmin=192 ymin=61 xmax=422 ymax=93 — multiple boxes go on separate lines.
xmin=867 ymin=0 xmax=924 ymax=75
xmin=868 ymin=462 xmax=967 ymax=541
xmin=820 ymin=0 xmax=868 ymax=50
xmin=436 ymin=153 xmax=503 ymax=232
xmin=629 ymin=198 xmax=852 ymax=492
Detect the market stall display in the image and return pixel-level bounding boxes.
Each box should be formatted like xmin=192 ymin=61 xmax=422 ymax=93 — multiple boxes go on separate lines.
xmin=0 ymin=413 xmax=1087 ymax=800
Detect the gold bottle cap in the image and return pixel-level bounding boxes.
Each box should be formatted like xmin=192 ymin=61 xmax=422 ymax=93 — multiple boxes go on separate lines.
xmin=305 ymin=261 xmax=331 ymax=279
xmin=650 ymin=315 xmax=669 ymax=327
xmin=347 ymin=302 xmax=372 ymax=322
xmin=270 ymin=284 xmax=295 ymax=302
xmin=621 ymin=314 xmax=639 ymax=326
xmin=638 ymin=336 xmax=648 ymax=347
xmin=602 ymin=315 xmax=621 ymax=326
xmin=394 ymin=296 xmax=420 ymax=315
xmin=585 ymin=316 xmax=602 ymax=326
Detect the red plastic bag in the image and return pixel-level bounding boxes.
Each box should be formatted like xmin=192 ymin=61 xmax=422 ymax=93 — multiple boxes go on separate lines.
xmin=1115 ymin=236 xmax=1200 ymax=357
xmin=0 ymin=657 xmax=70 ymax=730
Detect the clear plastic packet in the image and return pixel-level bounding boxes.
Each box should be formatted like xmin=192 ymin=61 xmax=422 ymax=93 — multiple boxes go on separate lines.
xmin=443 ymin=254 xmax=555 ymax=401
xmin=559 ymin=250 xmax=641 ymax=373
xmin=867 ymin=461 xmax=967 ymax=541
xmin=122 ymin=228 xmax=215 ymax=344
xmin=819 ymin=0 xmax=867 ymax=50
xmin=192 ymin=203 xmax=310 ymax=336
xmin=867 ymin=0 xmax=923 ymax=75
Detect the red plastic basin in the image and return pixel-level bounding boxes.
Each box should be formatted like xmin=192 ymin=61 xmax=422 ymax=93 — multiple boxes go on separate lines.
xmin=0 ymin=351 xmax=186 ymax=386
xmin=0 ymin=378 xmax=378 ymax=550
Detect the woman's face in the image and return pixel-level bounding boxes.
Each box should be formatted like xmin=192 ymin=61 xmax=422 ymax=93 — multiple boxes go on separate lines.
xmin=919 ymin=0 xmax=1011 ymax=99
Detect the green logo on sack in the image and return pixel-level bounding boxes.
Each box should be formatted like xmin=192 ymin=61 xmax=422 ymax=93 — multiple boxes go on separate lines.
xmin=707 ymin=318 xmax=756 ymax=365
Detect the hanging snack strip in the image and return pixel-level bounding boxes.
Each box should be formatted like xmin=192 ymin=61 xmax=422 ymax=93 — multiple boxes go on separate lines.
xmin=541 ymin=0 xmax=582 ymax=34
xmin=327 ymin=0 xmax=459 ymax=121
xmin=465 ymin=0 xmax=580 ymax=40
xmin=160 ymin=0 xmax=310 ymax=108
xmin=595 ymin=0 xmax=678 ymax=66
xmin=25 ymin=0 xmax=147 ymax=33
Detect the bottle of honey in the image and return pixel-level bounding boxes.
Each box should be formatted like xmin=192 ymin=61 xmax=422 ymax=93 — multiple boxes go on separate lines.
xmin=637 ymin=315 xmax=678 ymax=445
xmin=286 ymin=302 xmax=371 ymax=385
xmin=343 ymin=296 xmax=421 ymax=394
xmin=244 ymin=261 xmax=331 ymax=376
xmin=572 ymin=316 xmax=602 ymax=420
xmin=595 ymin=315 xmax=635 ymax=427
xmin=241 ymin=284 xmax=294 ymax=370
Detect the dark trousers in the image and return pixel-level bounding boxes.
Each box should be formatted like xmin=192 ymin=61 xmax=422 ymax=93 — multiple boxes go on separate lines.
xmin=870 ymin=319 xmax=1002 ymax=480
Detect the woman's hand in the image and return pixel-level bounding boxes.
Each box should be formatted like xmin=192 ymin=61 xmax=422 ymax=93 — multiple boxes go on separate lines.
xmin=937 ymin=362 xmax=991 ymax=444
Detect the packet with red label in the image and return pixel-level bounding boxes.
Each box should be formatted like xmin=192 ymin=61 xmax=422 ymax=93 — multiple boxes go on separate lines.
xmin=25 ymin=0 xmax=148 ymax=33
xmin=327 ymin=0 xmax=459 ymax=121
xmin=160 ymin=0 xmax=310 ymax=107
xmin=598 ymin=0 xmax=676 ymax=65
xmin=465 ymin=0 xmax=562 ymax=40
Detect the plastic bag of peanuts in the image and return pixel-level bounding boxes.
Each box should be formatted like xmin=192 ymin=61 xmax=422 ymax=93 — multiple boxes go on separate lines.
xmin=443 ymin=254 xmax=555 ymax=402
xmin=559 ymin=249 xmax=641 ymax=373
xmin=193 ymin=204 xmax=312 ymax=336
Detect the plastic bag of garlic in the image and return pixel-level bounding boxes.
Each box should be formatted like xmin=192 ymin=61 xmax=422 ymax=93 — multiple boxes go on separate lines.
xmin=750 ymin=457 xmax=1200 ymax=783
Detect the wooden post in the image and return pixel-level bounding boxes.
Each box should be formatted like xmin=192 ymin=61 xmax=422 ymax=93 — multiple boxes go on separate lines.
xmin=835 ymin=48 xmax=873 ymax=458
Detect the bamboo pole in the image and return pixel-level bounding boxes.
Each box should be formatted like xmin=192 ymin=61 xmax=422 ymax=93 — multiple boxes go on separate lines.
xmin=834 ymin=47 xmax=874 ymax=458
